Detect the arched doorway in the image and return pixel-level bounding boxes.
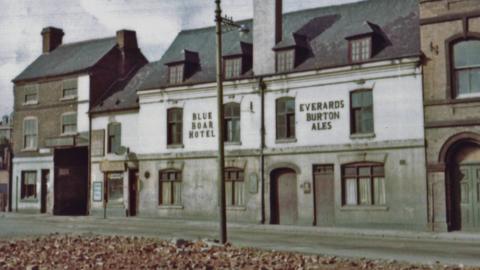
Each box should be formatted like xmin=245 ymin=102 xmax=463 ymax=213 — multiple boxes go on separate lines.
xmin=270 ymin=168 xmax=297 ymax=225
xmin=443 ymin=138 xmax=480 ymax=231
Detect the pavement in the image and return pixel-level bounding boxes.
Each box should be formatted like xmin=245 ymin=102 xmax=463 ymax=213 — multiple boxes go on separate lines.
xmin=1 ymin=212 xmax=480 ymax=267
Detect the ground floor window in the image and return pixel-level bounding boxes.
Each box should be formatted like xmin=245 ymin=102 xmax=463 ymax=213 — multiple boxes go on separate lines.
xmin=159 ymin=169 xmax=182 ymax=205
xmin=342 ymin=163 xmax=385 ymax=206
xmin=107 ymin=172 xmax=124 ymax=205
xmin=21 ymin=171 xmax=37 ymax=200
xmin=225 ymin=167 xmax=245 ymax=206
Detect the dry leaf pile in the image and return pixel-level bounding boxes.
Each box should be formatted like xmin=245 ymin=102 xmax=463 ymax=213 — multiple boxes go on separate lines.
xmin=0 ymin=234 xmax=474 ymax=269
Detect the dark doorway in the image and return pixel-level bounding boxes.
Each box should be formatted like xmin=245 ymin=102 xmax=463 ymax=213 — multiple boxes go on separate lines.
xmin=128 ymin=169 xmax=139 ymax=216
xmin=53 ymin=147 xmax=88 ymax=215
xmin=313 ymin=165 xmax=334 ymax=226
xmin=448 ymin=142 xmax=480 ymax=231
xmin=40 ymin=169 xmax=49 ymax=213
xmin=270 ymin=168 xmax=297 ymax=225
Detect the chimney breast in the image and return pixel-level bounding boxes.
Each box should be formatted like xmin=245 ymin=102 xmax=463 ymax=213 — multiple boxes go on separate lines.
xmin=253 ymin=0 xmax=282 ymax=75
xmin=41 ymin=27 xmax=64 ymax=53
xmin=116 ymin=30 xmax=138 ymax=50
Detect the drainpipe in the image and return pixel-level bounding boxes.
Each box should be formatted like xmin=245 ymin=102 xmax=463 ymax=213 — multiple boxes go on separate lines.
xmin=88 ymin=111 xmax=92 ymax=216
xmin=259 ymin=77 xmax=266 ymax=224
xmin=8 ymin=147 xmax=12 ymax=212
xmin=15 ymin=176 xmax=18 ymax=212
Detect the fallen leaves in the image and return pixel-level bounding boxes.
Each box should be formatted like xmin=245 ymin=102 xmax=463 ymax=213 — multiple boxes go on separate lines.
xmin=0 ymin=234 xmax=475 ymax=270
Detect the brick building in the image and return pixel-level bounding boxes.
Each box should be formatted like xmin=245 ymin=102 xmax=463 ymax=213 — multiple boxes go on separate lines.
xmin=420 ymin=0 xmax=480 ymax=232
xmin=11 ymin=27 xmax=147 ymax=214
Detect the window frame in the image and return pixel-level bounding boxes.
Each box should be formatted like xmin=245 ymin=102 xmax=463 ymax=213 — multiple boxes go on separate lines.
xmin=107 ymin=122 xmax=121 ymax=154
xmin=167 ymin=108 xmax=183 ymax=146
xmin=23 ymin=84 xmax=39 ymax=105
xmin=224 ymin=167 xmax=245 ymax=206
xmin=158 ymin=169 xmax=182 ymax=205
xmin=350 ymin=89 xmax=374 ymax=135
xmin=21 ymin=170 xmax=37 ymax=200
xmin=275 ymin=49 xmax=295 ymax=73
xmin=60 ymin=112 xmax=77 ymax=135
xmin=450 ymin=38 xmax=480 ymax=98
xmin=62 ymin=79 xmax=78 ymax=99
xmin=349 ymin=36 xmax=372 ymax=63
xmin=168 ymin=64 xmax=185 ymax=85
xmin=224 ymin=57 xmax=243 ymax=79
xmin=275 ymin=97 xmax=296 ymax=140
xmin=223 ymin=102 xmax=241 ymax=143
xmin=341 ymin=162 xmax=385 ymax=206
xmin=23 ymin=117 xmax=38 ymax=150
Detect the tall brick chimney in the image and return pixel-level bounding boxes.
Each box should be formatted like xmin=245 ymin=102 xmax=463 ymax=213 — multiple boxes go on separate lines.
xmin=41 ymin=27 xmax=64 ymax=53
xmin=253 ymin=0 xmax=282 ymax=75
xmin=116 ymin=30 xmax=139 ymax=76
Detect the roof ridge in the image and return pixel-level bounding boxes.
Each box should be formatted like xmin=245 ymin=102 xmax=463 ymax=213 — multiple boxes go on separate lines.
xmin=58 ymin=36 xmax=116 ymax=48
xmin=178 ymin=0 xmax=375 ymax=34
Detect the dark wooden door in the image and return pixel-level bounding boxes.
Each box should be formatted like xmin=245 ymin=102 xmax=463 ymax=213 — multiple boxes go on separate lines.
xmin=270 ymin=168 xmax=297 ymax=225
xmin=314 ymin=165 xmax=334 ymax=226
xmin=459 ymin=164 xmax=480 ymax=230
xmin=40 ymin=170 xmax=49 ymax=213
xmin=53 ymin=147 xmax=88 ymax=216
xmin=129 ymin=170 xmax=139 ymax=217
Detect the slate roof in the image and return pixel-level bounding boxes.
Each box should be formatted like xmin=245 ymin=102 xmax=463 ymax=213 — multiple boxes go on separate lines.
xmin=139 ymin=0 xmax=420 ymax=91
xmin=13 ymin=37 xmax=117 ymax=82
xmin=90 ymin=63 xmax=154 ymax=113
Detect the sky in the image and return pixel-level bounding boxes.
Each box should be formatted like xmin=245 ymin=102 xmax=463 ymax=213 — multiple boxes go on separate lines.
xmin=0 ymin=0 xmax=362 ymax=117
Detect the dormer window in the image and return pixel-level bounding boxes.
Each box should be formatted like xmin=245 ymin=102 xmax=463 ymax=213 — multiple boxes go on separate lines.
xmin=276 ymin=49 xmax=295 ymax=73
xmin=224 ymin=58 xmax=242 ymax=79
xmin=223 ymin=42 xmax=252 ymax=79
xmin=350 ymin=37 xmax=372 ymax=62
xmin=346 ymin=21 xmax=388 ymax=64
xmin=165 ymin=49 xmax=199 ymax=85
xmin=273 ymin=33 xmax=309 ymax=73
xmin=169 ymin=64 xmax=184 ymax=84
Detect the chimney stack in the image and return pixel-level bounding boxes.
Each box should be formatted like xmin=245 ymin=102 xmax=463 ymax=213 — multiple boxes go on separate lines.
xmin=116 ymin=30 xmax=139 ymax=76
xmin=41 ymin=27 xmax=64 ymax=53
xmin=116 ymin=30 xmax=138 ymax=51
xmin=253 ymin=0 xmax=283 ymax=75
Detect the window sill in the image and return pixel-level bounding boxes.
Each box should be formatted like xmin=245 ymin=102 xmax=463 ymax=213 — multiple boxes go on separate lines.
xmin=23 ymin=101 xmax=38 ymax=106
xmin=350 ymin=133 xmax=376 ymax=140
xmin=158 ymin=205 xmax=184 ymax=210
xmin=275 ymin=138 xmax=297 ymax=144
xmin=60 ymin=132 xmax=77 ymax=137
xmin=167 ymin=144 xmax=184 ymax=149
xmin=225 ymin=141 xmax=242 ymax=146
xmin=59 ymin=96 xmax=77 ymax=102
xmin=340 ymin=205 xmax=388 ymax=211
xmin=227 ymin=206 xmax=246 ymax=211
xmin=21 ymin=148 xmax=38 ymax=153
xmin=20 ymin=198 xmax=38 ymax=203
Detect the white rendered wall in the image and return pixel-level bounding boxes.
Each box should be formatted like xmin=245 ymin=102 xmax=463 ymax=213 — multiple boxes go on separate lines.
xmin=91 ymin=112 xmax=139 ymax=154
xmin=264 ymin=61 xmax=424 ymax=148
xmin=138 ymin=83 xmax=261 ymax=154
xmin=138 ymin=60 xmax=424 ymax=155
xmin=77 ymin=75 xmax=90 ymax=133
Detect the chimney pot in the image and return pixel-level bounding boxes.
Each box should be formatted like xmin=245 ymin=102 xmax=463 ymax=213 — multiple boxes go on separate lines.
xmin=41 ymin=27 xmax=64 ymax=53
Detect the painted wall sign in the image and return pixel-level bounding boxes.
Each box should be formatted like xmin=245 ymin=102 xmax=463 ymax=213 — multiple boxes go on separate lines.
xmin=189 ymin=112 xmax=216 ymax=139
xmin=299 ymin=100 xmax=345 ymax=131
xmin=92 ymin=181 xmax=103 ymax=202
